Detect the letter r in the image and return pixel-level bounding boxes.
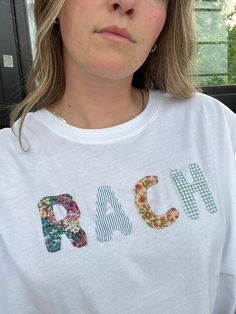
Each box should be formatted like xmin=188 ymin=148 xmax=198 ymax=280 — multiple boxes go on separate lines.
xmin=38 ymin=194 xmax=87 ymax=253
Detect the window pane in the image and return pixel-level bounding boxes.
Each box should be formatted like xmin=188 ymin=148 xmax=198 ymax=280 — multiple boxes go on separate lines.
xmin=195 ymin=0 xmax=236 ymax=87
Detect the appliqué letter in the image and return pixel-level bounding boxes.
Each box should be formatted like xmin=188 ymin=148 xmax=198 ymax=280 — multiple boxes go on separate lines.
xmin=134 ymin=176 xmax=179 ymax=229
xmin=95 ymin=186 xmax=132 ymax=242
xmin=38 ymin=194 xmax=87 ymax=253
xmin=171 ymin=163 xmax=217 ymax=219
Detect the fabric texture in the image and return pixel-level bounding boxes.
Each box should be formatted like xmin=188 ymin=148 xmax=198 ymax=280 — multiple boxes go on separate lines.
xmin=0 ymin=89 xmax=235 ymax=313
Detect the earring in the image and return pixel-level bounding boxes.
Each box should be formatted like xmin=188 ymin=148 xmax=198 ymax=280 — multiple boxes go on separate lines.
xmin=150 ymin=43 xmax=157 ymax=53
xmin=54 ymin=18 xmax=60 ymax=24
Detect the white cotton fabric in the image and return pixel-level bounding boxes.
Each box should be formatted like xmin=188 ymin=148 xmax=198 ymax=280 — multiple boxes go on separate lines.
xmin=0 ymin=90 xmax=235 ymax=314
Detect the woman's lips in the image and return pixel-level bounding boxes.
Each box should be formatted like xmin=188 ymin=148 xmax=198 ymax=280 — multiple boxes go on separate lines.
xmin=97 ymin=31 xmax=132 ymax=43
xmin=96 ymin=25 xmax=134 ymax=43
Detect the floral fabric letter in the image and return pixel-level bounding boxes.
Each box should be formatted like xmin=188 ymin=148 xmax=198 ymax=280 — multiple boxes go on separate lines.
xmin=134 ymin=176 xmax=179 ymax=229
xmin=38 ymin=194 xmax=87 ymax=253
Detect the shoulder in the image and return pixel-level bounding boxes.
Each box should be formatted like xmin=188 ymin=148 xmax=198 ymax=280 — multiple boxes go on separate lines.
xmin=152 ymin=89 xmax=236 ymax=142
xmin=0 ymin=122 xmax=25 ymax=168
xmin=0 ymin=112 xmax=42 ymax=152
xmin=160 ymin=90 xmax=236 ymax=152
xmin=188 ymin=92 xmax=230 ymax=113
xmin=0 ymin=115 xmax=38 ymax=187
xmin=156 ymin=90 xmax=225 ymax=109
xmin=154 ymin=90 xmax=235 ymax=120
xmin=0 ymin=125 xmax=19 ymax=151
xmin=0 ymin=114 xmax=35 ymax=161
xmin=0 ymin=126 xmax=21 ymax=187
xmin=190 ymin=92 xmax=236 ymax=130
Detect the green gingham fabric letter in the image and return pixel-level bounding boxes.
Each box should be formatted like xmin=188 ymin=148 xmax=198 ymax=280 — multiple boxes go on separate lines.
xmin=171 ymin=163 xmax=217 ymax=220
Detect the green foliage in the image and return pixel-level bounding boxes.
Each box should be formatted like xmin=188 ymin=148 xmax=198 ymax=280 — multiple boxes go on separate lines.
xmin=205 ymin=75 xmax=227 ymax=86
xmin=228 ymin=26 xmax=236 ymax=85
xmin=195 ymin=0 xmax=236 ymax=87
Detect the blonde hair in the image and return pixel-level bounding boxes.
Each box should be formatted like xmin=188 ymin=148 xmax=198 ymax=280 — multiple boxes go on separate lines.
xmin=10 ymin=0 xmax=198 ymax=148
xmin=133 ymin=0 xmax=197 ymax=96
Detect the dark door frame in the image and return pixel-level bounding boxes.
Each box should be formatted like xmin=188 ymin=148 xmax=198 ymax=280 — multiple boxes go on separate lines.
xmin=0 ymin=0 xmax=32 ymax=128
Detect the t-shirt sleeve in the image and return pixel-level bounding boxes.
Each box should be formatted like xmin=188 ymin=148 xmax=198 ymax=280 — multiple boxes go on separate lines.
xmin=213 ymin=103 xmax=236 ymax=313
xmin=224 ymin=104 xmax=236 ymax=164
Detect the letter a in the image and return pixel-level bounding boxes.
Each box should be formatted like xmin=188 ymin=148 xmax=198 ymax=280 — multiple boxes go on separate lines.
xmin=95 ymin=186 xmax=132 ymax=242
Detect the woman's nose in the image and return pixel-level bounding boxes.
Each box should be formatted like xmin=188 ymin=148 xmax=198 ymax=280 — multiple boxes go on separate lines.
xmin=109 ymin=0 xmax=136 ymax=16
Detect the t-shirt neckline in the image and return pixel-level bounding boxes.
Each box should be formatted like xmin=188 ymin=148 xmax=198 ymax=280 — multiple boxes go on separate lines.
xmin=32 ymin=89 xmax=161 ymax=144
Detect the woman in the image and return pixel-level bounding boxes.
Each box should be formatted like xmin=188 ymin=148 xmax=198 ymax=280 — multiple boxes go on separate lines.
xmin=0 ymin=0 xmax=235 ymax=313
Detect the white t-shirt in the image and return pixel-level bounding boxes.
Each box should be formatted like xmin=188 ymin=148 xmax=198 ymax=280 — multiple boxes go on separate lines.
xmin=0 ymin=90 xmax=235 ymax=314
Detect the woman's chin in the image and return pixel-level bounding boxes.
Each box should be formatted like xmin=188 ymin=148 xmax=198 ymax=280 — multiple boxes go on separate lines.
xmin=88 ymin=59 xmax=135 ymax=80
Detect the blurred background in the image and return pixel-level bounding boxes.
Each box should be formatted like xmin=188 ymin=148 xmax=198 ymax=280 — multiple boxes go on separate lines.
xmin=0 ymin=0 xmax=236 ymax=129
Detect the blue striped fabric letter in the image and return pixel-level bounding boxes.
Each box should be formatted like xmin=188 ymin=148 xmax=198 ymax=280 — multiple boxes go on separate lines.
xmin=95 ymin=186 xmax=132 ymax=242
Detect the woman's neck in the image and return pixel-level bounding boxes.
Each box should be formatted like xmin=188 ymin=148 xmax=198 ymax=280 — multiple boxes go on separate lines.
xmin=50 ymin=86 xmax=148 ymax=129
